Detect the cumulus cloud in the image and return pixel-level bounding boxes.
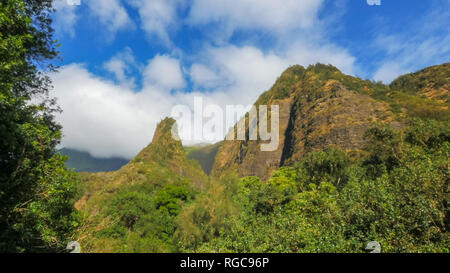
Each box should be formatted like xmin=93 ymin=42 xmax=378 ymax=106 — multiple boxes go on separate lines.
xmin=103 ymin=47 xmax=139 ymax=89
xmin=185 ymin=42 xmax=355 ymax=109
xmin=52 ymin=41 xmax=356 ymax=158
xmin=51 ymin=54 xmax=188 ymax=158
xmin=50 ymin=0 xmax=358 ymax=158
xmin=53 ymin=0 xmax=133 ymax=38
xmin=126 ymin=0 xmax=183 ymax=46
xmin=188 ymin=0 xmax=324 ymax=33
xmin=191 ymin=45 xmax=289 ymax=103
xmin=53 ymin=0 xmax=79 ymax=37
xmin=86 ymin=0 xmax=134 ymax=35
xmin=51 ymin=64 xmax=153 ymax=159
xmin=189 ymin=64 xmax=223 ymax=89
xmin=143 ymin=55 xmax=186 ymax=90
xmin=52 ymin=64 xmax=176 ymax=159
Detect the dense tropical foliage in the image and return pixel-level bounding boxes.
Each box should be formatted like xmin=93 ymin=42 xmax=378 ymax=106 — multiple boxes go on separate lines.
xmin=177 ymin=119 xmax=449 ymax=252
xmin=79 ymin=119 xmax=449 ymax=253
xmin=0 ymin=0 xmax=80 ymax=252
xmin=0 ymin=0 xmax=448 ymax=254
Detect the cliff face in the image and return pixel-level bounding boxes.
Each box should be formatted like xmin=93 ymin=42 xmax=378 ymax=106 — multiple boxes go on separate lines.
xmin=280 ymin=78 xmax=394 ymax=165
xmin=212 ymin=63 xmax=448 ymax=180
xmin=212 ymin=96 xmax=292 ymax=179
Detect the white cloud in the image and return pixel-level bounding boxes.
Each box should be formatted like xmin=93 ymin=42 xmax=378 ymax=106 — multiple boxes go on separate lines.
xmin=373 ymin=62 xmax=404 ymax=84
xmin=285 ymin=40 xmax=356 ymax=75
xmin=51 ymin=55 xmax=186 ymax=158
xmin=52 ymin=41 xmax=355 ymax=158
xmin=188 ymin=0 xmax=324 ymax=32
xmin=51 ymin=63 xmax=183 ymax=159
xmin=53 ymin=0 xmax=79 ymax=37
xmin=51 ymin=64 xmax=155 ymax=159
xmin=103 ymin=47 xmax=139 ymax=89
xmin=126 ymin=0 xmax=183 ymax=46
xmin=86 ymin=0 xmax=134 ymax=35
xmin=51 ymin=0 xmax=357 ymax=158
xmin=190 ymin=42 xmax=355 ymax=99
xmin=143 ymin=55 xmax=186 ymax=90
xmin=190 ymin=64 xmax=222 ymax=89
xmin=373 ymin=32 xmax=450 ymax=83
xmin=125 ymin=0 xmax=326 ymax=46
xmin=192 ymin=46 xmax=289 ymax=103
xmin=53 ymin=0 xmax=133 ymax=38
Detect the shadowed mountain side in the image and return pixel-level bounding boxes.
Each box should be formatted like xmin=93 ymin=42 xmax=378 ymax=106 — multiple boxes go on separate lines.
xmin=59 ymin=148 xmax=129 ymax=173
xmin=185 ymin=142 xmax=222 ymax=175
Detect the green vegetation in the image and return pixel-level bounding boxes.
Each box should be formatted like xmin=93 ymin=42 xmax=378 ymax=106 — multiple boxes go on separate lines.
xmin=390 ymin=63 xmax=449 ymax=102
xmin=256 ymin=65 xmax=306 ymax=104
xmin=76 ymin=63 xmax=448 ymax=253
xmin=178 ymin=119 xmax=449 ymax=253
xmin=0 ymin=0 xmax=80 ymax=252
xmin=75 ymin=118 xmax=209 ymax=252
xmin=78 ymin=119 xmax=449 ymax=253
xmin=1 ymin=1 xmax=448 ymax=253
xmin=258 ymin=63 xmax=449 ymax=122
xmin=93 ymin=181 xmax=195 ymax=252
xmin=76 ymin=160 xmax=202 ymax=253
xmin=257 ymin=63 xmax=387 ymax=105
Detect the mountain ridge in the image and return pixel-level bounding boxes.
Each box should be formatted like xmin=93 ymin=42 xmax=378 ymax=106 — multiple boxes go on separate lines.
xmin=74 ymin=62 xmax=449 ymax=253
xmin=211 ymin=63 xmax=448 ymax=179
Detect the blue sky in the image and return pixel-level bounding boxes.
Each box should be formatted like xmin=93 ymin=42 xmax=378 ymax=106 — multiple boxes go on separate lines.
xmin=50 ymin=0 xmax=450 ymax=158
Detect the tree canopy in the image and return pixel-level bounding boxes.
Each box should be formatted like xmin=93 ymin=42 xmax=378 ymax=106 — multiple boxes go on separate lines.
xmin=0 ymin=0 xmax=80 ymax=252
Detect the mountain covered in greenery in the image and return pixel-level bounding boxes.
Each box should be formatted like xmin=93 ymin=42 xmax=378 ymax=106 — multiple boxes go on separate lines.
xmin=2 ymin=0 xmax=447 ymax=254
xmin=76 ymin=118 xmax=208 ymax=252
xmin=213 ymin=63 xmax=449 ymax=180
xmin=390 ymin=63 xmax=449 ymax=103
xmin=75 ymin=63 xmax=449 ymax=253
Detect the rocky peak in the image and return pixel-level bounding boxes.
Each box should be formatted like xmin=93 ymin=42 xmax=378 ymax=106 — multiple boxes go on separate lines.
xmin=133 ymin=117 xmax=185 ymax=164
xmin=212 ymin=63 xmax=396 ymax=180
